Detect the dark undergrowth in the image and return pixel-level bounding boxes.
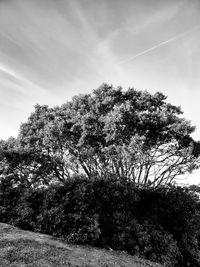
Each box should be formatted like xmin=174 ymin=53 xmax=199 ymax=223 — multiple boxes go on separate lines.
xmin=0 ymin=175 xmax=200 ymax=267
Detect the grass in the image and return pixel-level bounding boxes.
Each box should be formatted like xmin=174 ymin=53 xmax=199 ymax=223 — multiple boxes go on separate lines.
xmin=0 ymin=223 xmax=163 ymax=267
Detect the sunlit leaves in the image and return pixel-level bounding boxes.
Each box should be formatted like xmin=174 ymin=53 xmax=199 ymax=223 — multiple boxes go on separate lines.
xmin=1 ymin=84 xmax=199 ymax=187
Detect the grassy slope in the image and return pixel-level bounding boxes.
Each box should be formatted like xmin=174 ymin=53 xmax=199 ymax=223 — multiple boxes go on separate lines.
xmin=0 ymin=223 xmax=163 ymax=267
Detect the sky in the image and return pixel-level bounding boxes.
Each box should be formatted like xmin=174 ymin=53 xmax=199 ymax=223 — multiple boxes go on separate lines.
xmin=0 ymin=0 xmax=200 ymax=184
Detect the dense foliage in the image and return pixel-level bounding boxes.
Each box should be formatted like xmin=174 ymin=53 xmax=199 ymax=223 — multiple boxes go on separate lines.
xmin=0 ymin=84 xmax=200 ymax=187
xmin=0 ymin=175 xmax=200 ymax=267
xmin=1 ymin=84 xmax=200 ymax=266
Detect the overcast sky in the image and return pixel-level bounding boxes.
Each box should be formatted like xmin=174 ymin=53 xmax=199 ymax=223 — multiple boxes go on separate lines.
xmin=0 ymin=0 xmax=200 ymax=183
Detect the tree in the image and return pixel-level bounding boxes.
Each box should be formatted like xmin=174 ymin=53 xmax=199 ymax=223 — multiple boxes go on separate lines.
xmin=0 ymin=137 xmax=56 ymax=187
xmin=1 ymin=84 xmax=200 ymax=187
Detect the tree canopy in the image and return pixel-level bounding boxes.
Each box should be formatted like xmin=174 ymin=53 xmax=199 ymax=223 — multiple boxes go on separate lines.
xmin=0 ymin=84 xmax=200 ymax=187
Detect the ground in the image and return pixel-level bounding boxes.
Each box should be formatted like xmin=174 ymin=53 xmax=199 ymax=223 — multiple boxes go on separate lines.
xmin=0 ymin=223 xmax=163 ymax=267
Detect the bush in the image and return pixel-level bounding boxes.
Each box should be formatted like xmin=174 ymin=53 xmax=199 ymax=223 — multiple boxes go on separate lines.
xmin=0 ymin=175 xmax=21 ymax=223
xmin=66 ymin=213 xmax=101 ymax=245
xmin=0 ymin=175 xmax=200 ymax=266
xmin=137 ymin=187 xmax=200 ymax=266
xmin=13 ymin=189 xmax=44 ymax=230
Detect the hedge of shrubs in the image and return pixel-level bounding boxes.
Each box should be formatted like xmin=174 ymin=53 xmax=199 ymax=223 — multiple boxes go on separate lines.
xmin=0 ymin=175 xmax=200 ymax=267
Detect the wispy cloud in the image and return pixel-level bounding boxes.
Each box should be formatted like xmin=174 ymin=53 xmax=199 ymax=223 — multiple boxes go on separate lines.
xmin=0 ymin=0 xmax=200 ymax=146
xmin=117 ymin=25 xmax=200 ymax=65
xmin=0 ymin=64 xmax=47 ymax=95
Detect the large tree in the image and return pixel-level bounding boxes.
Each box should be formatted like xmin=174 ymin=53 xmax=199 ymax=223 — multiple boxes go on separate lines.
xmin=1 ymin=84 xmax=200 ymax=187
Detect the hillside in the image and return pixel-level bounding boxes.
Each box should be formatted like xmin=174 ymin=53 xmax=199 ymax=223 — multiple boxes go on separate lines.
xmin=0 ymin=223 xmax=163 ymax=267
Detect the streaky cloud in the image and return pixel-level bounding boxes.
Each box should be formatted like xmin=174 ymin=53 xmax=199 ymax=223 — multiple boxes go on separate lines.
xmin=0 ymin=64 xmax=47 ymax=94
xmin=117 ymin=25 xmax=200 ymax=65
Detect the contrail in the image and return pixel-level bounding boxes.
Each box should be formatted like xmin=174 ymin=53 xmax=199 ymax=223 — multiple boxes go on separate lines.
xmin=0 ymin=64 xmax=19 ymax=79
xmin=0 ymin=64 xmax=46 ymax=94
xmin=118 ymin=26 xmax=200 ymax=65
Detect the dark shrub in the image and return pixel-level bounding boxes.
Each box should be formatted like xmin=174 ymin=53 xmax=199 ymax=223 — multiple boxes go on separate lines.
xmin=14 ymin=189 xmax=44 ymax=230
xmin=0 ymin=175 xmax=20 ymax=223
xmin=1 ymin=175 xmax=200 ymax=266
